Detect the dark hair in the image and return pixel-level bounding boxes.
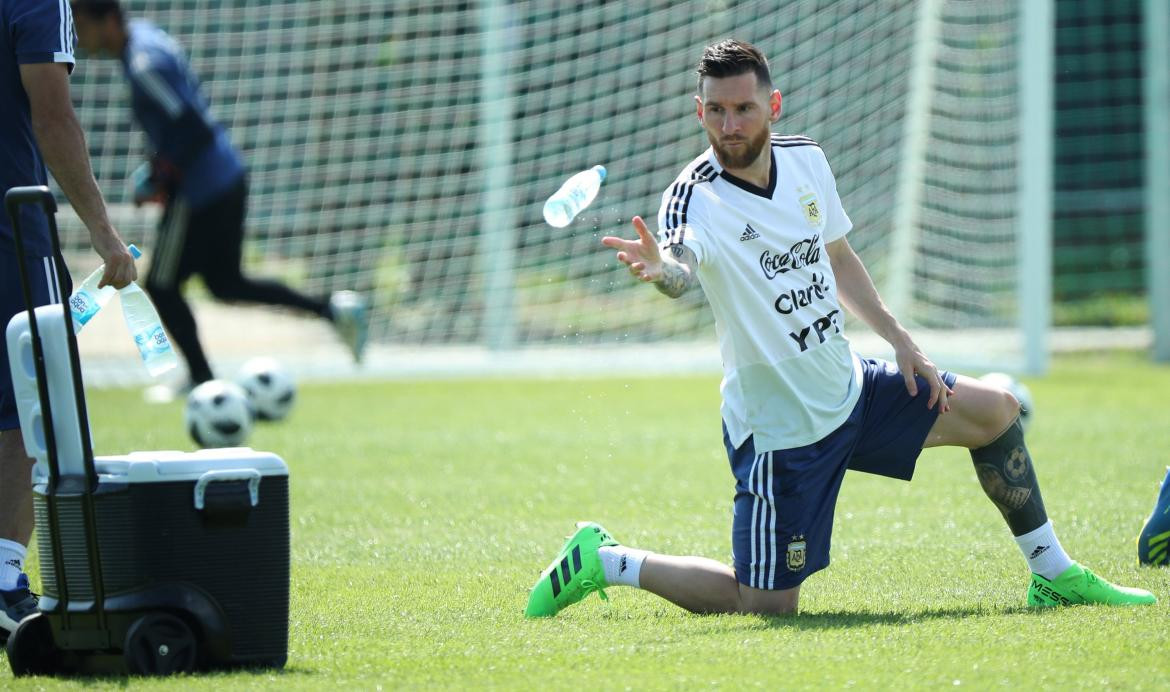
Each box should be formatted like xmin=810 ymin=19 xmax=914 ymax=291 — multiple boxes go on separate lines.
xmin=696 ymin=39 xmax=772 ymax=93
xmin=70 ymin=0 xmax=124 ymax=21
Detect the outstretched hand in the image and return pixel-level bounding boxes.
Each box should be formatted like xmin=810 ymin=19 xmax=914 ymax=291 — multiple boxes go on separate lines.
xmin=601 ymin=216 xmax=663 ymax=283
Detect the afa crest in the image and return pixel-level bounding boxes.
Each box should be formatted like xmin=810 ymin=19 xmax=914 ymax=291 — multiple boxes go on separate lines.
xmin=795 ymin=185 xmax=823 ymax=228
xmin=786 ymin=536 xmax=807 ymax=571
xmin=799 ymin=192 xmax=822 ymax=227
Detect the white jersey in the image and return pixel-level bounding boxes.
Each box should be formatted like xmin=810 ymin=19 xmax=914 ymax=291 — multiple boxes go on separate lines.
xmin=657 ymin=133 xmax=863 ymax=453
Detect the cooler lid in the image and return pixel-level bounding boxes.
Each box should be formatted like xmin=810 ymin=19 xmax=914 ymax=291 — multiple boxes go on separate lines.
xmin=93 ymin=447 xmax=288 ymax=483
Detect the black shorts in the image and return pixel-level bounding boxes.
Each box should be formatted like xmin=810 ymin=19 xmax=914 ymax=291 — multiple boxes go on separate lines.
xmin=146 ymin=177 xmax=247 ymax=290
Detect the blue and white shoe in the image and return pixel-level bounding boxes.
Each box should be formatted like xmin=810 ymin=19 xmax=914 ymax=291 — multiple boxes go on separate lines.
xmin=329 ymin=290 xmax=370 ymax=363
xmin=1138 ymin=467 xmax=1170 ymax=566
xmin=0 ymin=574 xmax=39 ymax=644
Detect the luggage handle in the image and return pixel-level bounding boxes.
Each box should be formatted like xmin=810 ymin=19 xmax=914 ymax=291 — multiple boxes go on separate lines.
xmin=5 ymin=185 xmax=58 ymax=213
xmin=6 ymin=185 xmax=105 ymax=634
xmin=194 ymin=469 xmax=261 ymax=510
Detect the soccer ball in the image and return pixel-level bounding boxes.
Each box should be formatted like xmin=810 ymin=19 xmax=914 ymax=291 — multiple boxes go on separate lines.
xmin=236 ymin=357 xmax=296 ymax=422
xmin=979 ymin=372 xmax=1034 ymax=431
xmin=185 ymin=380 xmax=253 ymax=448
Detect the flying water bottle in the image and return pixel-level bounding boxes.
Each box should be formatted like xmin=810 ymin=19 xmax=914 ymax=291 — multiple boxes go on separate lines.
xmin=69 ymin=244 xmax=142 ymax=332
xmin=120 ymin=282 xmax=178 ymax=377
xmin=542 ymin=165 xmax=607 ymax=228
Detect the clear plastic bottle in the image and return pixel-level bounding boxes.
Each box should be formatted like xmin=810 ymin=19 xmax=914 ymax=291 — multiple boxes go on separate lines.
xmin=68 ymin=244 xmax=142 ymax=332
xmin=542 ymin=165 xmax=607 ymax=228
xmin=120 ymin=282 xmax=178 ymax=377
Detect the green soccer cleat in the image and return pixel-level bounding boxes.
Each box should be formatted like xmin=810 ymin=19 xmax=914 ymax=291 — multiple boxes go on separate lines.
xmin=525 ymin=521 xmax=618 ymax=618
xmin=1027 ymin=562 xmax=1156 ymax=607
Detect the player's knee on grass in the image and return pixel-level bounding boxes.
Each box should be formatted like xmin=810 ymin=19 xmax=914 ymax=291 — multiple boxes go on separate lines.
xmin=737 ymin=583 xmax=800 ymax=615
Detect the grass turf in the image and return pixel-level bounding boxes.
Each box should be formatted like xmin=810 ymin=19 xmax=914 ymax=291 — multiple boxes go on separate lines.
xmin=4 ymin=350 xmax=1170 ymax=688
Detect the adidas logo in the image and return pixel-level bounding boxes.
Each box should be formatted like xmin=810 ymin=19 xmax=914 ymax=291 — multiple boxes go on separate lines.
xmin=1144 ymin=529 xmax=1170 ymax=564
xmin=740 ymin=224 xmax=760 ymax=242
xmin=548 ymin=545 xmax=583 ymax=598
xmin=618 ymin=555 xmax=628 ymax=575
xmin=1029 ymin=545 xmax=1049 ymax=559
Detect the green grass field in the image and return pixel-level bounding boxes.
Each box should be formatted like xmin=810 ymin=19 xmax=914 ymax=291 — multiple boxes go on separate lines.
xmin=4 ymin=351 xmax=1170 ymax=688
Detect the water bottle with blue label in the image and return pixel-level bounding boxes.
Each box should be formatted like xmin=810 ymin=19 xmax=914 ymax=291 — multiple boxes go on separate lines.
xmin=120 ymin=281 xmax=178 ymax=377
xmin=542 ymin=165 xmax=607 ymax=228
xmin=69 ymin=244 xmax=142 ymax=332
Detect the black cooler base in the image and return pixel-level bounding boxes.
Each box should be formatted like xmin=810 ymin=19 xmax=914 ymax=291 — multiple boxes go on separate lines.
xmin=9 ymin=449 xmax=289 ymax=676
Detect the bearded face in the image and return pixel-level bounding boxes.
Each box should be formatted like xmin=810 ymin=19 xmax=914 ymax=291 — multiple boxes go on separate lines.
xmin=697 ymin=72 xmax=779 ymax=174
xmin=708 ymin=123 xmax=771 ymax=170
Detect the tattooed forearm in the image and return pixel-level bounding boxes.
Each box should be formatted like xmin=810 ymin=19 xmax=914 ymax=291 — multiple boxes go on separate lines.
xmin=655 ymin=245 xmax=697 ymax=298
xmin=655 ymin=260 xmax=691 ymax=298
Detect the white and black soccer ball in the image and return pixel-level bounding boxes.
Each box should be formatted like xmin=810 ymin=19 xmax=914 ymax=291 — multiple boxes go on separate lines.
xmin=979 ymin=372 xmax=1034 ymax=431
xmin=185 ymin=380 xmax=253 ymax=448
xmin=236 ymin=357 xmax=296 ymax=422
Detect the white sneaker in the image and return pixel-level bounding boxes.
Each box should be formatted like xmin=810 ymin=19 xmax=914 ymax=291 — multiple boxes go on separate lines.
xmin=142 ymin=380 xmax=194 ymax=405
xmin=329 ymin=291 xmax=370 ymax=363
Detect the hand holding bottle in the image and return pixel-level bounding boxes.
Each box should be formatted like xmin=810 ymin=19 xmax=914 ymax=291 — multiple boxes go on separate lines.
xmin=90 ymin=231 xmax=137 ymax=289
xmin=69 ymin=244 xmax=178 ymax=377
xmin=70 ymin=244 xmax=142 ymax=331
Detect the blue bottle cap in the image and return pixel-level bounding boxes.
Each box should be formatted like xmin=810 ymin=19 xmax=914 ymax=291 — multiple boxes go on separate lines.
xmin=128 ymin=244 xmax=143 ymax=259
xmin=593 ymin=165 xmax=607 ymax=181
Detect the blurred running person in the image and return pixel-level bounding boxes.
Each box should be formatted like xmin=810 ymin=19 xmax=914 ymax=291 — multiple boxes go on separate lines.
xmin=70 ymin=0 xmax=369 ymax=394
xmin=1 ymin=0 xmax=136 ymax=640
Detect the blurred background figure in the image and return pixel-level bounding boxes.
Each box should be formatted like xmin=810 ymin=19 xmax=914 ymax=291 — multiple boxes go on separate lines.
xmin=70 ymin=0 xmax=368 ymax=400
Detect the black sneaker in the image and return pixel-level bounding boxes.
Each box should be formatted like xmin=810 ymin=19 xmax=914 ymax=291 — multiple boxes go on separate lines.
xmin=0 ymin=574 xmax=39 ymax=644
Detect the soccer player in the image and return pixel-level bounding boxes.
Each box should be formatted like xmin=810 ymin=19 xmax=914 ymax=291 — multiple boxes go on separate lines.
xmin=1 ymin=0 xmax=137 ymax=639
xmin=526 ymin=39 xmax=1155 ymax=617
xmin=70 ymin=1 xmax=370 ymax=394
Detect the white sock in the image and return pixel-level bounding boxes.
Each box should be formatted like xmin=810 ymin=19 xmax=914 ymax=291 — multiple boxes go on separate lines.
xmin=0 ymin=539 xmax=27 ymax=590
xmin=598 ymin=545 xmax=650 ymax=588
xmin=1014 ymin=520 xmax=1073 ymax=580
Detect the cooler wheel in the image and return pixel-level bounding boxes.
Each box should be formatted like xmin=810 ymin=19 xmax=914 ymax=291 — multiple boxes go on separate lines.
xmin=123 ymin=612 xmax=198 ymax=675
xmin=6 ymin=612 xmax=58 ymax=677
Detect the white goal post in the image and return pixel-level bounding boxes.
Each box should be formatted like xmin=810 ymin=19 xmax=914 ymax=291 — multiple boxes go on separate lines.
xmin=1147 ymin=0 xmax=1170 ymax=362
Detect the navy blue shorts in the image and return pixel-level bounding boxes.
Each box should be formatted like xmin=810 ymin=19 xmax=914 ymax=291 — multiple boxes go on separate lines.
xmin=1 ymin=245 xmax=69 ymax=431
xmin=726 ymin=357 xmax=958 ymax=591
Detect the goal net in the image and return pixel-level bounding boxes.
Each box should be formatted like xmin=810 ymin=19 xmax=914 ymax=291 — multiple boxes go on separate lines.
xmin=58 ymin=0 xmax=1048 ymax=380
